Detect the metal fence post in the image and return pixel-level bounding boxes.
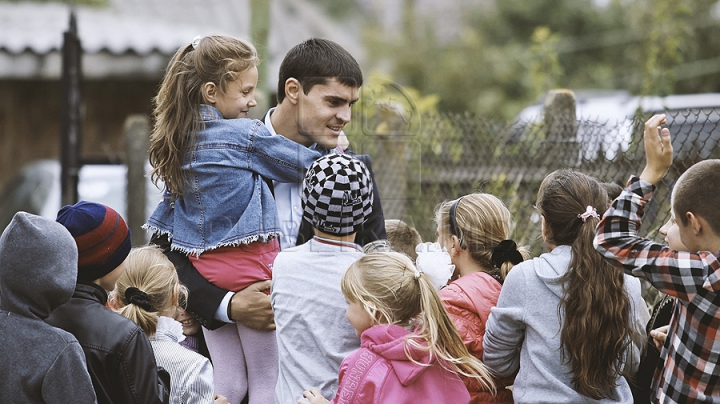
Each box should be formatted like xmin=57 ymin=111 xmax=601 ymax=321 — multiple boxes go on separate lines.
xmin=60 ymin=10 xmax=82 ymax=207
xmin=125 ymin=115 xmax=150 ymax=246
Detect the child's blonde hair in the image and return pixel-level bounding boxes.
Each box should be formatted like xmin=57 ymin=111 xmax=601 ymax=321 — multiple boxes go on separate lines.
xmin=435 ymin=193 xmax=530 ymax=279
xmin=114 ymin=245 xmax=187 ymax=337
xmin=149 ymin=35 xmax=259 ymax=195
xmin=341 ymin=252 xmax=494 ymax=391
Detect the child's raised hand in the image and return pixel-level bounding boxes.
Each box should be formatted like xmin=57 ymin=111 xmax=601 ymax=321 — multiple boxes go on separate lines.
xmin=299 ymin=387 xmax=329 ymax=404
xmin=640 ymin=114 xmax=673 ymax=185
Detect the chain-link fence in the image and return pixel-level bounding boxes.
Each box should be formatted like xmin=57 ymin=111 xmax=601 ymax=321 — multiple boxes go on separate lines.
xmin=356 ymin=107 xmax=720 ymax=263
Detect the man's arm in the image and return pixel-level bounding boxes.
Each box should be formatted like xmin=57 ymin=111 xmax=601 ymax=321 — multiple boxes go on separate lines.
xmin=151 ymin=234 xmax=274 ymax=331
xmin=353 ymin=154 xmax=387 ymax=246
xmin=153 ymin=234 xmax=228 ymax=330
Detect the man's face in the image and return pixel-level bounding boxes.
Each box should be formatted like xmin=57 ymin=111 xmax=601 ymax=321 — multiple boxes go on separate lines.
xmin=296 ymin=79 xmax=359 ymax=149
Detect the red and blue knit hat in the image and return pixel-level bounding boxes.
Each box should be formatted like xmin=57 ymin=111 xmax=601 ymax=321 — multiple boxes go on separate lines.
xmin=56 ymin=201 xmax=132 ymax=281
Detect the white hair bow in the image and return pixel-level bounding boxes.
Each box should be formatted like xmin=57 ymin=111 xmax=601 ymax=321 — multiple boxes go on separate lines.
xmin=414 ymin=242 xmax=455 ymax=291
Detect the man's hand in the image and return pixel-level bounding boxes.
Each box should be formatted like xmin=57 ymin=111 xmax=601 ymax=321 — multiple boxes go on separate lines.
xmin=639 ymin=114 xmax=673 ymax=185
xmin=230 ymin=280 xmax=275 ymax=331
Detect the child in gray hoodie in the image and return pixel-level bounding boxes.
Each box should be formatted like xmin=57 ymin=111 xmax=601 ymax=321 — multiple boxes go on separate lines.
xmin=0 ymin=212 xmax=97 ymax=403
xmin=483 ymin=170 xmax=648 ymax=403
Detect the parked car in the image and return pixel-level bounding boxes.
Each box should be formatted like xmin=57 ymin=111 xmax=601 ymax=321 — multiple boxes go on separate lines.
xmin=0 ymin=159 xmax=163 ymax=240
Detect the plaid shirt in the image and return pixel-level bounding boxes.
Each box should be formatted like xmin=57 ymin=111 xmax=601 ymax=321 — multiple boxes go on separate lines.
xmin=594 ymin=175 xmax=720 ymax=404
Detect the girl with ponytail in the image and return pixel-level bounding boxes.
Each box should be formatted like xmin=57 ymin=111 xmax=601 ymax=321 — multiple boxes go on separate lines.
xmin=112 ymin=246 xmax=224 ymax=404
xmin=435 ymin=193 xmax=531 ymax=403
xmin=483 ymin=169 xmax=647 ymax=403
xmin=300 ymin=252 xmax=494 ymax=404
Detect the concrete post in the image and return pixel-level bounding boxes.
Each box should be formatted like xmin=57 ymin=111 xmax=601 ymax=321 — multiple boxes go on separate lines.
xmin=543 ymin=89 xmax=579 ymax=168
xmin=124 ymin=115 xmax=150 ymax=246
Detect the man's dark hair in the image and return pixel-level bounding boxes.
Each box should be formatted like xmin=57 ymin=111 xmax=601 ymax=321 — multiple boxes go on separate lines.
xmin=276 ymin=38 xmax=363 ymax=103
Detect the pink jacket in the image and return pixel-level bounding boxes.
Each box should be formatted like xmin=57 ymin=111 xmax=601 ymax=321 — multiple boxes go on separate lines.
xmin=440 ymin=271 xmax=513 ymax=403
xmin=330 ymin=324 xmax=470 ymax=404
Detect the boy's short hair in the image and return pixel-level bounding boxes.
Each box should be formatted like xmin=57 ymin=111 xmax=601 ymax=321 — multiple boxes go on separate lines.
xmin=385 ymin=219 xmax=422 ymax=261
xmin=673 ymin=159 xmax=720 ymax=235
xmin=56 ymin=201 xmax=132 ymax=281
xmin=276 ymin=38 xmax=363 ymax=103
xmin=302 ymin=154 xmax=373 ymax=236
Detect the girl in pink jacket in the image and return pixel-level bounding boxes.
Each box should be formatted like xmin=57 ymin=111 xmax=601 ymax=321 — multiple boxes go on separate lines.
xmin=300 ymin=252 xmax=494 ymax=404
xmin=436 ymin=193 xmax=531 ymax=403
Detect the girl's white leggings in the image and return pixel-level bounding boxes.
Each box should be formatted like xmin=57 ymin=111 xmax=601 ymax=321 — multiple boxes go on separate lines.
xmin=203 ymin=322 xmax=278 ymax=404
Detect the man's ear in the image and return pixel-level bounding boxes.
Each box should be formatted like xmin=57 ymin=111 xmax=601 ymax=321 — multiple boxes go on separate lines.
xmin=284 ymin=78 xmax=301 ymax=105
xmin=202 ymin=82 xmax=217 ymax=104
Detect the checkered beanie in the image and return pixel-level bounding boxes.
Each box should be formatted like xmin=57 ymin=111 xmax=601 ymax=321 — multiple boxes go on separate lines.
xmin=56 ymin=201 xmax=132 ymax=281
xmin=302 ymin=154 xmax=374 ymax=236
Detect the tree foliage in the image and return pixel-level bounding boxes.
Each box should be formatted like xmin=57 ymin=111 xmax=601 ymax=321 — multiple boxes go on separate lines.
xmin=358 ymin=0 xmax=720 ymax=120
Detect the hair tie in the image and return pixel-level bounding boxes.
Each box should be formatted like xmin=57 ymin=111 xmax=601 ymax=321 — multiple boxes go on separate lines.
xmin=125 ymin=287 xmax=153 ymax=311
xmin=491 ymin=240 xmax=524 ymax=270
xmin=578 ymin=205 xmax=600 ymax=222
xmin=191 ymin=35 xmax=203 ymax=49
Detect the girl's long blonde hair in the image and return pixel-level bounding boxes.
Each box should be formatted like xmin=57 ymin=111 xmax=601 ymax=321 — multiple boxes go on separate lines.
xmin=537 ymin=169 xmax=632 ymax=399
xmin=114 ymin=245 xmax=187 ymax=337
xmin=149 ymin=35 xmax=259 ymax=195
xmin=435 ymin=193 xmax=530 ymax=279
xmin=341 ymin=252 xmax=495 ymax=392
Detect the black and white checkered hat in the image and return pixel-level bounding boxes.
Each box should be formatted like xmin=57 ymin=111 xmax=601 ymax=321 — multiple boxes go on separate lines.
xmin=302 ymin=153 xmax=374 ymax=236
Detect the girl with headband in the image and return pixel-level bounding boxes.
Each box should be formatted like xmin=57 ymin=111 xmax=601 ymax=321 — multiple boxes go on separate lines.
xmin=435 ymin=193 xmax=531 ymax=403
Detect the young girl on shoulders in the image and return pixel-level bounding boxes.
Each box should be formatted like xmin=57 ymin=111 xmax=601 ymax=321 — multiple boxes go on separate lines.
xmin=300 ymin=252 xmax=494 ymax=404
xmin=111 ymin=245 xmax=224 ymax=404
xmin=145 ymin=35 xmax=321 ymax=404
xmin=435 ymin=193 xmax=530 ymax=403
xmin=482 ymin=170 xmax=647 ymax=403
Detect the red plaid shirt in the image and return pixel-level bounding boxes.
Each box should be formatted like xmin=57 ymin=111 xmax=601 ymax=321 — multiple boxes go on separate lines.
xmin=595 ymin=176 xmax=720 ymax=404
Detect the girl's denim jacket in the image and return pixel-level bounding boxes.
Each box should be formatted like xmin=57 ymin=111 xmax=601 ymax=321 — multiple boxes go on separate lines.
xmin=145 ymin=105 xmax=321 ymax=256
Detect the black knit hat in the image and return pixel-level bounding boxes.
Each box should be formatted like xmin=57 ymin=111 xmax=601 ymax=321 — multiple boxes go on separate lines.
xmin=302 ymin=154 xmax=373 ymax=236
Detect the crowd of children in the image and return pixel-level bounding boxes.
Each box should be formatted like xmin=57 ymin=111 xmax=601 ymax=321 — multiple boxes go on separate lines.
xmin=1 ymin=30 xmax=718 ymax=404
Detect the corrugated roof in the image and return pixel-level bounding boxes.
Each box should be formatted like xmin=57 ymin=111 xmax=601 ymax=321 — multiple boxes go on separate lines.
xmin=0 ymin=0 xmax=364 ymax=81
xmin=0 ymin=0 xmax=250 ymax=55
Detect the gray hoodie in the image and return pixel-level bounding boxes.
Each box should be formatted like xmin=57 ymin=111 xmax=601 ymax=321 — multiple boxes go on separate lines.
xmin=483 ymin=245 xmax=648 ymax=404
xmin=0 ymin=212 xmax=97 ymax=403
